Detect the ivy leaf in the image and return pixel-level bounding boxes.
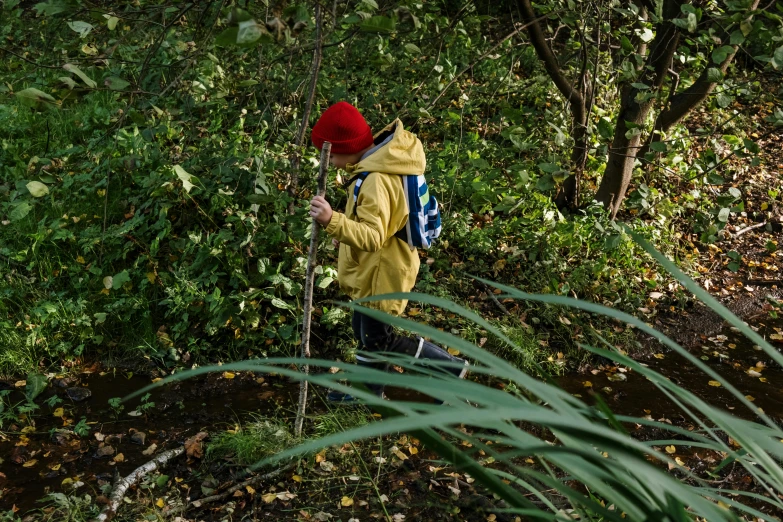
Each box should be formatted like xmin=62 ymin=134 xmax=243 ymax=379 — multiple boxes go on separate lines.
xmin=67 ymin=21 xmax=94 ymax=38
xmin=535 ymin=174 xmax=556 ymax=192
xmin=717 ymin=207 xmax=730 ymax=222
xmin=26 ymin=181 xmax=49 ymax=197
xmin=63 ymin=63 xmax=97 ymax=88
xmin=360 ymin=15 xmax=396 ymax=33
xmin=25 ymin=373 xmax=49 ymax=401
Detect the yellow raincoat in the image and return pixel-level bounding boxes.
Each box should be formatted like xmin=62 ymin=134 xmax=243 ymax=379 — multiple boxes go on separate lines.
xmin=325 ymin=119 xmax=423 ymax=315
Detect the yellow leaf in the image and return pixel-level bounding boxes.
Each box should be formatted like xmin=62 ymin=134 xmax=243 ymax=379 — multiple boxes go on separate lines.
xmin=653 ymin=353 xmax=664 ymax=359
xmin=708 ymin=380 xmax=721 ymax=387
xmin=53 ymin=408 xmax=65 ymax=418
xmin=76 ymin=256 xmax=86 ymax=264
xmin=745 ymin=395 xmax=755 ymax=402
xmin=262 ymin=493 xmax=277 ymax=503
xmin=341 ymin=496 xmax=354 ymax=507
xmin=675 ymin=457 xmax=685 ymax=466
xmin=21 ymin=426 xmax=36 ymax=434
xmin=146 ymin=272 xmax=157 ymax=284
xmin=223 ymin=371 xmax=236 ymax=379
xmin=50 ymin=463 xmax=61 ymax=471
xmin=583 ymin=381 xmax=592 ymax=388
xmin=447 ymin=347 xmax=460 ymax=356
xmin=315 ymin=452 xmax=326 ymax=463
xmin=114 ymin=453 xmax=125 ymax=462
xmin=409 ymin=446 xmax=418 ymax=456
xmin=665 ymin=445 xmax=676 ymax=454
xmin=246 ymin=485 xmax=256 ymax=494
xmin=23 ymin=459 xmax=38 ymax=468
xmin=175 ymin=477 xmax=183 ymax=483
xmin=292 ymin=474 xmax=302 ymax=482
xmin=156 ymin=498 xmax=165 ymax=508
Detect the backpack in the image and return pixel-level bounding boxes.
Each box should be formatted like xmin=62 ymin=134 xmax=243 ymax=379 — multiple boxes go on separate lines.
xmin=350 ymin=171 xmax=441 ymax=250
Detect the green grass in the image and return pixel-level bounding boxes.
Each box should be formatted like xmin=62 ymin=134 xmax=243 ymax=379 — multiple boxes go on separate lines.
xmin=206 ymin=415 xmax=300 ymax=467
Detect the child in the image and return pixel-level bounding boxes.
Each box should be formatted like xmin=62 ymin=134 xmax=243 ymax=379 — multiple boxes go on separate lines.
xmin=308 ymin=101 xmax=468 ymax=402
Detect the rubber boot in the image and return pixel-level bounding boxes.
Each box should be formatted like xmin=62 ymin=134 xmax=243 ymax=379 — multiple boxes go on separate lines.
xmin=413 ymin=338 xmax=469 ymax=379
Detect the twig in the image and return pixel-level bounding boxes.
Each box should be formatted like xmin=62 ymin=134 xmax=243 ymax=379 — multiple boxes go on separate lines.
xmin=477 ymin=280 xmax=510 ymax=316
xmin=138 ymin=3 xmax=196 ymax=88
xmin=288 ymin=2 xmax=325 ymax=215
xmin=0 ymin=47 xmax=63 ymax=69
xmin=295 ymin=141 xmax=331 ymax=438
xmin=167 ymin=464 xmax=293 ymax=515
xmin=92 ymin=447 xmax=185 ymax=522
xmin=733 ymin=221 xmax=767 ymax=238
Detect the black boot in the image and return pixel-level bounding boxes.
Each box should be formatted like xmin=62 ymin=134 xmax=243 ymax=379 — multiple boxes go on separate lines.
xmin=413 ymin=338 xmax=469 ymax=379
xmin=327 ymin=352 xmax=387 ymax=404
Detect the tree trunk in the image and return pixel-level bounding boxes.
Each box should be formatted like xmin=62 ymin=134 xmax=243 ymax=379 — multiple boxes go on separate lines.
xmin=594 ymin=9 xmax=680 ymax=217
xmin=517 ymin=0 xmax=587 ymax=211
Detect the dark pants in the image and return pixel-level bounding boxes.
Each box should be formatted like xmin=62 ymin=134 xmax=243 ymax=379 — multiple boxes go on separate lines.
xmin=351 ymin=310 xmax=418 ymax=364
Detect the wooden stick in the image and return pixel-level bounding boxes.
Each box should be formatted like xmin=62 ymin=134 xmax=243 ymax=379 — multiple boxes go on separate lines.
xmin=287 ymin=2 xmax=324 ymax=215
xmin=733 ymin=221 xmax=767 ymax=238
xmin=295 ymin=141 xmax=331 ymax=437
xmin=92 ymin=447 xmax=184 ymax=522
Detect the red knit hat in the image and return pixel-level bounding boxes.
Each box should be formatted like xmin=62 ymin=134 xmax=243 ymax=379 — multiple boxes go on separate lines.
xmin=311 ymin=102 xmax=373 ymax=154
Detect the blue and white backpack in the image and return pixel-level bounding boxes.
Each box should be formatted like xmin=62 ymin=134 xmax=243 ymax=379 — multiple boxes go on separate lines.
xmin=351 ymin=171 xmax=442 ymax=250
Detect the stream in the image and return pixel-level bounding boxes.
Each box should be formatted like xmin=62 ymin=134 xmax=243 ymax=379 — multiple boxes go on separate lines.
xmin=2 ymin=313 xmax=782 ymax=514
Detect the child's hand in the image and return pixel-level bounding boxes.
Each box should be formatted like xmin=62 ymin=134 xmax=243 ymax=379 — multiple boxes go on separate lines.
xmin=309 ymin=195 xmax=333 ymax=226
xmin=332 ymin=238 xmax=340 ymax=248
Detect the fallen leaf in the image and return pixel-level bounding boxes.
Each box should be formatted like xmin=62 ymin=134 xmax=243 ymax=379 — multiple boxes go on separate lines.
xmin=665 ymin=445 xmax=676 ymax=454
xmin=143 ymin=443 xmax=158 ymax=456
xmin=246 ymin=485 xmax=255 ymax=494
xmin=292 ymin=474 xmax=302 ymax=482
xmin=708 ymin=380 xmax=722 ymax=387
xmin=223 ymin=371 xmax=236 ymax=379
xmin=184 ymin=432 xmax=208 ymax=458
xmin=262 ymin=492 xmax=277 ymax=503
xmin=653 ymin=353 xmax=665 ymax=359
xmin=409 ymin=446 xmax=418 ymax=456
xmin=22 ymin=459 xmax=38 ymax=468
xmin=113 ymin=453 xmax=124 ymax=463
xmin=156 ymin=498 xmax=165 ymax=508
xmin=341 ymin=496 xmax=354 ymax=507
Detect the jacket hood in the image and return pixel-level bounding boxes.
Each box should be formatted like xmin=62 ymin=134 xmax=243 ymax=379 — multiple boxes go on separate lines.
xmin=348 ymin=119 xmax=426 ymax=176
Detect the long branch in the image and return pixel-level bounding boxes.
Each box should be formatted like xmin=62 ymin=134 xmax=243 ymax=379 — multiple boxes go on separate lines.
xmin=93 ymin=447 xmax=185 ymax=522
xmin=287 ymin=2 xmax=324 ymax=215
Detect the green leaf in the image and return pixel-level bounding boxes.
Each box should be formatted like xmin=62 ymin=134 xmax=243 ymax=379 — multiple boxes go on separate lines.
xmin=215 ymin=27 xmax=239 ymax=47
xmin=625 ymin=127 xmax=641 ymax=139
xmin=63 ymin=63 xmax=97 ymax=88
xmin=106 ymin=15 xmax=119 ymax=30
xmin=156 ymin=474 xmax=169 ymax=488
xmin=25 ymin=373 xmax=49 ymax=401
xmin=173 ymin=165 xmax=195 ymax=193
xmin=728 ymin=261 xmax=740 ymax=272
xmin=535 ymin=173 xmax=555 ymax=192
xmin=729 ymin=30 xmax=745 ymax=45
xmin=597 ymin=117 xmax=614 ymax=139
xmin=707 ymin=173 xmax=725 ymax=185
xmin=773 ymin=45 xmax=783 ymax=69
xmin=740 ymin=19 xmax=753 ymax=36
xmin=728 ymin=187 xmax=741 ymax=198
xmin=649 ymin=141 xmax=668 ymax=153
xmin=631 ymin=82 xmax=650 ymax=90
xmin=712 ymin=46 xmax=734 ymax=64
xmin=239 ymin=79 xmax=259 ymax=87
xmin=537 ymin=163 xmax=560 ymax=173
xmin=104 ymin=76 xmax=130 ymax=90
xmin=360 ymin=15 xmax=396 ymax=33
xmin=67 ymin=20 xmax=94 ymax=38
xmin=706 ymin=68 xmax=723 ymax=82
xmin=26 ymin=181 xmax=49 ymax=197
xmin=10 ymin=202 xmax=32 ymax=221
xmin=34 ymin=1 xmax=69 ymax=16
xmin=716 ymin=93 xmax=733 ymax=108
xmin=236 ymin=20 xmax=265 ymax=45
xmin=717 ymin=207 xmax=730 ymax=222
xmin=15 ymin=87 xmax=57 ymax=107
xmin=94 ymin=312 xmax=107 ymax=324
xmin=58 ymin=76 xmax=77 ymax=90
xmin=404 ymin=43 xmax=421 ymax=54
xmin=743 ymin=138 xmax=760 ymax=154
xmin=112 ymin=270 xmax=130 ymax=290
xmin=271 ymin=298 xmax=293 ymax=310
